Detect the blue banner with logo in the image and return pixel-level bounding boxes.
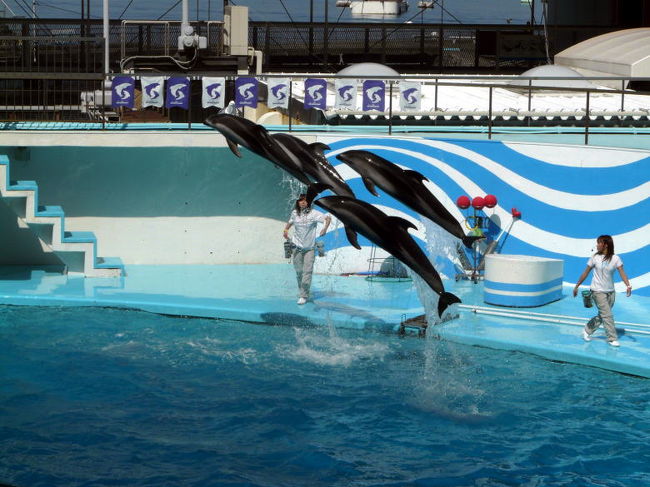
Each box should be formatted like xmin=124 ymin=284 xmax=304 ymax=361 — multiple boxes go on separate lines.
xmin=235 ymin=77 xmax=258 ymax=108
xmin=362 ymin=80 xmax=385 ymax=112
xmin=304 ymin=78 xmax=327 ymax=110
xmin=166 ymin=77 xmax=190 ymax=109
xmin=111 ymin=76 xmax=135 ymax=109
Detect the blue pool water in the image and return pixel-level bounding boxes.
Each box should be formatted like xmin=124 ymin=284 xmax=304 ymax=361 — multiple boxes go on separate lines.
xmin=1 ymin=306 xmax=649 ymax=487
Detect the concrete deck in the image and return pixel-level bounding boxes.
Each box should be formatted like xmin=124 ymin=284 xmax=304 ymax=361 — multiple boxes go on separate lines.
xmin=0 ymin=264 xmax=648 ymax=378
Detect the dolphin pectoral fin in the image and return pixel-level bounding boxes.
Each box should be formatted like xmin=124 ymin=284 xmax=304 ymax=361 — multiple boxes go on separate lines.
xmin=344 ymin=226 xmax=361 ymax=250
xmin=404 ymin=169 xmax=430 ymax=183
xmin=226 ymin=139 xmax=242 ymax=158
xmin=362 ymin=177 xmax=380 ymax=197
xmin=462 ymin=235 xmax=485 ymax=249
xmin=437 ymin=291 xmax=461 ymax=317
xmin=306 ymin=183 xmax=331 ymax=205
xmin=387 ymin=216 xmax=418 ymax=233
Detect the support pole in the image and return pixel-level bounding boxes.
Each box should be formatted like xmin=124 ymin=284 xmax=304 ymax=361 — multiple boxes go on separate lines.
xmin=288 ymin=80 xmax=293 ymax=132
xmin=103 ymin=0 xmax=109 ymax=73
xmin=488 ymin=86 xmax=493 ymax=140
xmin=585 ymin=90 xmax=590 ymax=145
xmin=388 ymin=82 xmax=393 ymax=135
xmin=182 ymin=0 xmax=190 ymax=32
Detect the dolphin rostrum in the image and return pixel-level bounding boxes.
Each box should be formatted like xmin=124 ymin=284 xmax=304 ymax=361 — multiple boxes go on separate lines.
xmin=272 ymin=133 xmax=355 ymax=199
xmin=336 ymin=150 xmax=483 ymax=249
xmin=314 ymin=196 xmax=461 ymax=317
xmin=204 ymin=114 xmax=327 ymax=201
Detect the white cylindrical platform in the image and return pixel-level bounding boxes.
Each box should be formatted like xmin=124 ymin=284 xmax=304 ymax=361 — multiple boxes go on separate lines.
xmin=484 ymin=254 xmax=564 ymax=307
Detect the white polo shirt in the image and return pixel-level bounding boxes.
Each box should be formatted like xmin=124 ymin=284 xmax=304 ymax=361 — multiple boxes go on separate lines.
xmin=588 ymin=253 xmax=623 ymax=292
xmin=289 ymin=208 xmax=326 ymax=250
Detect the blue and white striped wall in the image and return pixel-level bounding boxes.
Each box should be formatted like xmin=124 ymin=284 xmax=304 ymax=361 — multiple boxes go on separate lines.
xmin=314 ymin=136 xmax=649 ymax=298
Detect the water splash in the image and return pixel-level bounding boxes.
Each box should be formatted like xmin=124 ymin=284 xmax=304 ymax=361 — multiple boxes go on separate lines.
xmin=408 ymin=330 xmax=493 ymax=422
xmin=406 ymin=216 xmax=461 ymax=327
xmin=408 ymin=218 xmax=493 ymax=421
xmin=279 ymin=324 xmax=390 ymax=367
xmin=280 ymin=173 xmax=306 ymax=214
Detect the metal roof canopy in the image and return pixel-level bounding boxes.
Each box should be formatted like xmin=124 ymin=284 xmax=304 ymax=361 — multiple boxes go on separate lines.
xmin=554 ymin=28 xmax=650 ymax=88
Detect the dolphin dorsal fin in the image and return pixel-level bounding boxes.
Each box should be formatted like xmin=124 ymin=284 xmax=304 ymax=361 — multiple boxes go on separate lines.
xmin=362 ymin=177 xmax=379 ymax=197
xmin=309 ymin=142 xmax=331 ymax=155
xmin=226 ymin=139 xmax=242 ymax=158
xmin=388 ymin=216 xmax=418 ymax=233
xmin=404 ymin=169 xmax=429 ymax=183
xmin=306 ymin=183 xmax=331 ymax=205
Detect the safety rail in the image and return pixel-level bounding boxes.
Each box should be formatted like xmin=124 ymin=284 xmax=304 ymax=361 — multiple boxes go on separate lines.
xmin=0 ymin=72 xmax=649 ymax=145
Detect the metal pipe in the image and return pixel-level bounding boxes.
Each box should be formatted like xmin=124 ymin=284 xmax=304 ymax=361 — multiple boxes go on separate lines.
xmin=388 ymin=82 xmax=393 ymax=136
xmin=459 ymin=304 xmax=650 ymax=329
xmin=585 ymin=90 xmax=590 ymax=145
xmin=288 ymin=80 xmax=293 ymax=132
xmin=488 ymin=85 xmax=493 ymax=139
xmin=621 ymin=79 xmax=625 ymax=111
xmin=182 ymin=0 xmax=190 ymax=31
xmin=103 ymin=0 xmax=109 ymax=74
xmin=458 ymin=305 xmax=650 ymax=335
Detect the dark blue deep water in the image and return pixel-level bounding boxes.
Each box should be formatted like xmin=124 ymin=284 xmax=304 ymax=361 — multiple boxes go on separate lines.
xmin=1 ymin=306 xmax=649 ymax=487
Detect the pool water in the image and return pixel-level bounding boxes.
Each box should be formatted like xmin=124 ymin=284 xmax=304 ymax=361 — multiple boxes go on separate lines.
xmin=1 ymin=306 xmax=649 ymax=487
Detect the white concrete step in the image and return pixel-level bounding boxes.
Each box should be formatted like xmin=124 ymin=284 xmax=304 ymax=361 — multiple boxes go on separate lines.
xmin=0 ymin=155 xmax=123 ymax=277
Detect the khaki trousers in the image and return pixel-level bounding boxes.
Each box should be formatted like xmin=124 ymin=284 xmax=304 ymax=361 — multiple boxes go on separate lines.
xmin=585 ymin=291 xmax=617 ymax=341
xmin=292 ymin=248 xmax=315 ymax=299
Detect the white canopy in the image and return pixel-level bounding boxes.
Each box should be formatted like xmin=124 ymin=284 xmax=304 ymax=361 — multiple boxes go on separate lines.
xmin=555 ymin=28 xmax=650 ymax=87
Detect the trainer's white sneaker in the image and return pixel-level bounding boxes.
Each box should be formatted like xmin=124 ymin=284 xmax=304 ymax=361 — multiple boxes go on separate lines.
xmin=297 ymin=297 xmax=307 ymax=305
xmin=582 ymin=330 xmax=591 ymax=342
xmin=608 ymin=340 xmax=620 ymax=347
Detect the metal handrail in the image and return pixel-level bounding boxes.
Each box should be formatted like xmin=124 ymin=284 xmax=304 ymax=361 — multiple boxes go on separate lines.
xmin=0 ymin=72 xmax=648 ymax=141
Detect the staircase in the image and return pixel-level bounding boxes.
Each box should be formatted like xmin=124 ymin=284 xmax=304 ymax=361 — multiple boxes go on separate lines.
xmin=0 ymin=155 xmax=124 ymax=277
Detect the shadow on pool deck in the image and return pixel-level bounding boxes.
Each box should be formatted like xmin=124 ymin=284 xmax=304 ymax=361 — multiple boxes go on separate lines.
xmin=0 ymin=263 xmax=648 ymax=378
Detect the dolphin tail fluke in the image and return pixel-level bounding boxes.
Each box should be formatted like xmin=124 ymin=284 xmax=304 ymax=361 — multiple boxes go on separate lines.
xmin=437 ymin=291 xmax=461 ymax=317
xmin=461 ymin=235 xmax=485 ymax=249
xmin=306 ymin=183 xmax=331 ymax=205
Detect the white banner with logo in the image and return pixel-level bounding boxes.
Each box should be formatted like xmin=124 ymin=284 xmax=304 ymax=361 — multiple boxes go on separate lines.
xmin=140 ymin=76 xmax=164 ymax=108
xmin=334 ymin=79 xmax=357 ymax=110
xmin=399 ymin=81 xmax=421 ymax=111
xmin=268 ymin=78 xmax=290 ymax=109
xmin=202 ymin=77 xmax=226 ymax=109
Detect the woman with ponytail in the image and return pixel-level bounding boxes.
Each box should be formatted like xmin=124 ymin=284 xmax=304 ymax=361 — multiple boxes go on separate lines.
xmin=573 ymin=235 xmax=632 ymax=347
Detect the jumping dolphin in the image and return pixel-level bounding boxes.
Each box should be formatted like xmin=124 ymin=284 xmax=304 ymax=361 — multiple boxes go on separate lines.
xmin=336 ymin=150 xmax=483 ymax=249
xmin=204 ymin=114 xmax=326 ymax=203
xmin=272 ymin=133 xmax=355 ymax=199
xmin=204 ymin=113 xmax=279 ymax=161
xmin=314 ymin=196 xmax=461 ymax=317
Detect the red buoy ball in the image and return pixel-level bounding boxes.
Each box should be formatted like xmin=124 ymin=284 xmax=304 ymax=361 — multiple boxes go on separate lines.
xmin=456 ymin=195 xmax=471 ymax=209
xmin=472 ymin=196 xmax=485 ymax=210
xmin=484 ymin=194 xmax=497 ymax=208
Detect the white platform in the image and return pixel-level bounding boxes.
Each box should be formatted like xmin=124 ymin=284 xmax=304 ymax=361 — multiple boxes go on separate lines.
xmin=484 ymin=254 xmax=564 ymax=307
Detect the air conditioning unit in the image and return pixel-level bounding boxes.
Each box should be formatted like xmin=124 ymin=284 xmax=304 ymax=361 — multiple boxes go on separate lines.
xmin=224 ymin=6 xmax=249 ymax=56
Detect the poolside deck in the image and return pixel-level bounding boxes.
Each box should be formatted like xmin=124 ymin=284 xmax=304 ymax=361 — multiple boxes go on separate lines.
xmin=1 ymin=263 xmax=649 ymax=378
